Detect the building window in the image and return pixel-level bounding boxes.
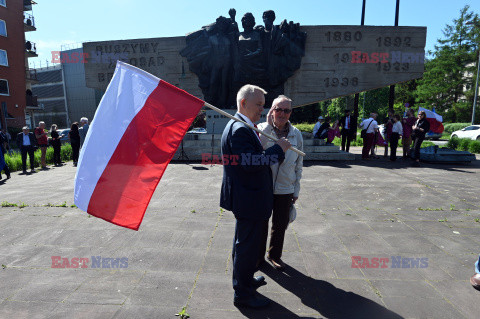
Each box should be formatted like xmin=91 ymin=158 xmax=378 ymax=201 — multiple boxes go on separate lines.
xmin=0 ymin=1 xmax=5 ymax=8
xmin=0 ymin=49 xmax=7 ymax=66
xmin=0 ymin=20 xmax=6 ymax=37
xmin=0 ymin=79 xmax=9 ymax=95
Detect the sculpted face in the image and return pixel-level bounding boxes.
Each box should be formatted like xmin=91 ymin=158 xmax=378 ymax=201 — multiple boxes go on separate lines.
xmin=272 ymin=99 xmax=292 ymax=128
xmin=241 ymin=89 xmax=265 ymax=123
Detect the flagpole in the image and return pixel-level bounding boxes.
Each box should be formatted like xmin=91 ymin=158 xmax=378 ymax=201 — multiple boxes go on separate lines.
xmin=203 ymin=102 xmax=306 ymax=157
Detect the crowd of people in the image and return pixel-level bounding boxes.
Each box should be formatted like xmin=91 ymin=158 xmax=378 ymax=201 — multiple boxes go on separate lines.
xmin=0 ymin=117 xmax=89 ymax=180
xmin=313 ymin=108 xmax=431 ymax=166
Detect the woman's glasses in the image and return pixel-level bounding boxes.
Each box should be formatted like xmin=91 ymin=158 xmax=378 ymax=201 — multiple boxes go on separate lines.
xmin=273 ymin=108 xmax=292 ymax=114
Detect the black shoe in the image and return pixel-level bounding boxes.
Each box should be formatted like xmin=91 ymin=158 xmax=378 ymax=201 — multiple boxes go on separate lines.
xmin=234 ymin=296 xmax=270 ymax=308
xmin=6 ymin=175 xmax=10 ymax=179
xmin=22 ymin=170 xmax=27 ymax=174
xmin=251 ymin=276 xmax=267 ymax=289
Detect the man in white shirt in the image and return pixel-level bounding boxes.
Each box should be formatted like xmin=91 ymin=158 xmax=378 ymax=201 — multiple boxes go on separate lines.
xmin=312 ymin=116 xmax=324 ymax=138
xmin=360 ymin=113 xmax=378 ymax=159
xmin=390 ymin=114 xmax=403 ymax=161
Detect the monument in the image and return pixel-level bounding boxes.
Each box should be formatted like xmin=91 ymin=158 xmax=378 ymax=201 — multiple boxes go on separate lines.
xmin=82 ymin=9 xmax=426 ymax=132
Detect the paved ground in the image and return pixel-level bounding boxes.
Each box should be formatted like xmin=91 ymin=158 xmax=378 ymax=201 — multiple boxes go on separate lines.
xmin=0 ymin=154 xmax=479 ymax=319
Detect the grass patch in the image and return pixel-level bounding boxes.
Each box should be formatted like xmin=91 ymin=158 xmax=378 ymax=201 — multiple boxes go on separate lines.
xmin=418 ymin=207 xmax=444 ymax=211
xmin=1 ymin=201 xmax=17 ymax=207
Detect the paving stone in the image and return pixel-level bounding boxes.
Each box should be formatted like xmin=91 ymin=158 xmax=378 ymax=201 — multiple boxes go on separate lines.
xmin=1 ymin=158 xmax=479 ymax=318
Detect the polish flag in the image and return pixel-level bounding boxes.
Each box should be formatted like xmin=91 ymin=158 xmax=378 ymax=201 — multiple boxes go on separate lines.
xmin=418 ymin=107 xmax=444 ymax=134
xmin=74 ymin=61 xmax=204 ymax=230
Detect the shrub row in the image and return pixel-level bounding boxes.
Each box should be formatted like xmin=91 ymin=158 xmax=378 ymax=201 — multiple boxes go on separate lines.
xmin=446 ymin=137 xmax=480 ymax=153
xmin=443 ymin=123 xmax=470 ymax=134
xmin=3 ymin=144 xmax=73 ymax=172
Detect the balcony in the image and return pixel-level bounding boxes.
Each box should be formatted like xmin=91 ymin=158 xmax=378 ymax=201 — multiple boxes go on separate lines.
xmin=24 ymin=13 xmax=36 ymax=32
xmin=26 ymin=69 xmax=38 ymax=83
xmin=23 ymin=0 xmax=37 ymax=11
xmin=26 ymin=94 xmax=39 ymax=108
xmin=25 ymin=41 xmax=38 ymax=58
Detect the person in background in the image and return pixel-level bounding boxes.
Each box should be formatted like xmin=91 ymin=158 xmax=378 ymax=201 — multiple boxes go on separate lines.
xmin=16 ymin=126 xmax=37 ymax=174
xmin=339 ymin=109 xmax=354 ymax=152
xmin=360 ymin=113 xmax=378 ymax=160
xmin=1 ymin=128 xmax=10 ymax=151
xmin=258 ymin=95 xmax=303 ymax=271
xmin=383 ymin=110 xmax=394 ymax=158
xmin=471 ymin=255 xmax=480 ymax=291
xmin=390 ymin=114 xmax=403 ymax=161
xmin=411 ymin=110 xmax=430 ymax=166
xmin=312 ymin=116 xmax=324 ymax=139
xmin=0 ymin=129 xmax=11 ymax=180
xmin=78 ymin=117 xmax=89 ymax=147
xmin=327 ymin=119 xmax=341 ymax=145
xmin=50 ymin=124 xmax=62 ymax=166
xmin=35 ymin=121 xmax=48 ymax=169
xmin=314 ymin=116 xmax=331 ymax=140
xmin=402 ymin=108 xmax=416 ymax=159
xmin=69 ymin=122 xmax=81 ymax=167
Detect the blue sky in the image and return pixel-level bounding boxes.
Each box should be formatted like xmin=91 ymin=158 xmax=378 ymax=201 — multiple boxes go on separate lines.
xmin=26 ymin=0 xmax=480 ymax=68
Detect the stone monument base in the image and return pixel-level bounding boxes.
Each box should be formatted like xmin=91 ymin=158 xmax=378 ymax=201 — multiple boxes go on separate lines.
xmin=172 ymin=132 xmax=355 ymax=162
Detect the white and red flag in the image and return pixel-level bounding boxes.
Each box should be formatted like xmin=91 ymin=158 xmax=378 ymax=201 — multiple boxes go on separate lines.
xmin=74 ymin=61 xmax=204 ymax=230
xmin=418 ymin=107 xmax=444 ymax=134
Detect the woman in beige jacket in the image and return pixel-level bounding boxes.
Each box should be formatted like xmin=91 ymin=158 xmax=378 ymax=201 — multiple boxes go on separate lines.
xmin=257 ymin=95 xmax=303 ymax=270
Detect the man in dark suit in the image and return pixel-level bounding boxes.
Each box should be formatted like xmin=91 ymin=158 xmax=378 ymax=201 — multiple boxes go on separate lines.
xmin=16 ymin=126 xmax=37 ymax=174
xmin=339 ymin=109 xmax=355 ymax=152
xmin=221 ymin=84 xmax=290 ymax=308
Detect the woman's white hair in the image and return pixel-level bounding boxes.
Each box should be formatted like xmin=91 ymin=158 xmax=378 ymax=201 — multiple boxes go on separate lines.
xmin=236 ymin=84 xmax=267 ymax=109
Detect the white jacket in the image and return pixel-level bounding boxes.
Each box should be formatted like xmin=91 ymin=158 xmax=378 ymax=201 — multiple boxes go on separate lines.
xmin=257 ymin=122 xmax=303 ymax=197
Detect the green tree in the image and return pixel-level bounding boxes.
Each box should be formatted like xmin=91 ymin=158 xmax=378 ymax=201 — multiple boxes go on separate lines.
xmin=416 ymin=5 xmax=479 ymax=122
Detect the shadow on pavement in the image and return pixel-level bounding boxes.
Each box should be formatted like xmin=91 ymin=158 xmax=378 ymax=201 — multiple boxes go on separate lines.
xmin=239 ymin=264 xmax=404 ymax=319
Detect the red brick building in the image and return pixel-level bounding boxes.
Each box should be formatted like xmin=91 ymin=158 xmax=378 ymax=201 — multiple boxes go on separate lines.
xmin=0 ymin=0 xmax=38 ymax=131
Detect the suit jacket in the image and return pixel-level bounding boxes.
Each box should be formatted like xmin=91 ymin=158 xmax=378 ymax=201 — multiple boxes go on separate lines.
xmin=220 ymin=113 xmax=285 ymax=220
xmin=339 ymin=115 xmax=356 ymax=134
xmin=16 ymin=132 xmax=37 ymax=148
xmin=413 ymin=118 xmax=430 ymax=139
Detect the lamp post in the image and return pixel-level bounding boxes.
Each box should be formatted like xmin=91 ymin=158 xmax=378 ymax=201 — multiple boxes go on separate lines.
xmin=467 ymin=18 xmax=479 ymax=125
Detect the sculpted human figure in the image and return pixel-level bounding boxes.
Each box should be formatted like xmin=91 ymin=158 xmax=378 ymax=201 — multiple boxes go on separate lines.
xmin=235 ymin=13 xmax=265 ymax=84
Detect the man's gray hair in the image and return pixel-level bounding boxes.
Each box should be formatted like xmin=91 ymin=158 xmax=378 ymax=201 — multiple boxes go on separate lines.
xmin=22 ymin=126 xmax=29 ymax=130
xmin=80 ymin=117 xmax=89 ymax=124
xmin=39 ymin=121 xmax=45 ymax=125
xmin=272 ymin=95 xmax=292 ymax=107
xmin=236 ymin=84 xmax=267 ymax=109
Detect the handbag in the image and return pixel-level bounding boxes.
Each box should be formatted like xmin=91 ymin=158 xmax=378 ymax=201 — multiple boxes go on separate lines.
xmin=361 ymin=119 xmax=373 ymax=138
xmin=289 ymin=204 xmax=297 ymax=224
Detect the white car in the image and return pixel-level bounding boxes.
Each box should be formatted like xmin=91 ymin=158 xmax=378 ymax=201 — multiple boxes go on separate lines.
xmin=451 ymin=125 xmax=480 ymax=140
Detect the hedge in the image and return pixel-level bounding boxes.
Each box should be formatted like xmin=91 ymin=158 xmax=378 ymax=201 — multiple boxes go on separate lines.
xmin=446 ymin=137 xmax=480 ymax=154
xmin=443 ymin=123 xmax=470 ymax=134
xmin=3 ymin=143 xmax=73 ymax=172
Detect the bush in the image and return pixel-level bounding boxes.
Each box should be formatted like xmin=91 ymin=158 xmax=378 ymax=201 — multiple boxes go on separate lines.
xmin=3 ymin=143 xmax=73 ymax=172
xmin=458 ymin=138 xmax=471 ymax=151
xmin=468 ymin=140 xmax=480 ymax=154
xmin=446 ymin=136 xmax=460 ymax=149
xmin=444 ymin=123 xmax=470 ymax=134
xmin=293 ymin=123 xmax=314 ymax=133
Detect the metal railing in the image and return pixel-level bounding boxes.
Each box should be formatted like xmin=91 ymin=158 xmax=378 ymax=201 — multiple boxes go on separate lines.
xmin=24 ymin=12 xmax=36 ymax=28
xmin=25 ymin=41 xmax=37 ymax=55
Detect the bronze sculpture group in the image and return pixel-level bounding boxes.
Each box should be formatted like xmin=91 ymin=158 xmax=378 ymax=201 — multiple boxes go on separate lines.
xmin=181 ymin=9 xmax=306 ymax=108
